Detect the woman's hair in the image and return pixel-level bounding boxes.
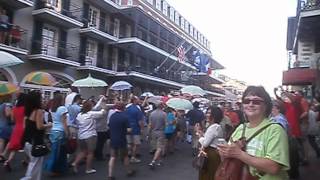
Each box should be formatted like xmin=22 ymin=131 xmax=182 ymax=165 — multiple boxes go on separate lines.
xmin=16 ymin=93 xmax=26 ymax=107
xmin=72 ymin=94 xmax=81 ymax=104
xmin=273 ymin=100 xmax=286 ymax=114
xmin=208 ymin=106 xmax=223 ymax=124
xmin=25 ymin=90 xmax=42 ymax=117
xmin=81 ymin=100 xmax=93 ymax=113
xmin=242 ymin=86 xmax=272 ymax=117
xmin=50 ymin=94 xmax=64 ymax=112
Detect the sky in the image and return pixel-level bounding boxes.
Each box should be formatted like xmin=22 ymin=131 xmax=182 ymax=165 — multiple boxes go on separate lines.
xmin=166 ymin=0 xmax=297 ymax=94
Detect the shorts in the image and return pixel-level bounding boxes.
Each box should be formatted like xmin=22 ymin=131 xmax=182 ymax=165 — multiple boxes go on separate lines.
xmin=165 ymin=133 xmax=175 ymax=140
xmin=110 ymin=147 xmax=128 ymax=159
xmin=79 ymin=136 xmax=97 ymax=152
xmin=151 ymin=131 xmax=165 ymax=150
xmin=126 ymin=135 xmax=141 ymax=145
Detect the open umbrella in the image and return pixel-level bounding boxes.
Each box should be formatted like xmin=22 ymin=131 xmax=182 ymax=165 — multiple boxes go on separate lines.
xmin=26 ymin=71 xmax=57 ymax=86
xmin=192 ymin=97 xmax=210 ymax=104
xmin=0 ymin=51 xmax=24 ymax=68
xmin=0 ymin=82 xmax=19 ymax=96
xmin=147 ymin=95 xmax=163 ymax=104
xmin=166 ymin=97 xmax=193 ymax=110
xmin=141 ymin=92 xmax=154 ymax=97
xmin=180 ymin=85 xmax=206 ymax=97
xmin=72 ymin=74 xmax=108 ymax=87
xmin=110 ymin=81 xmax=132 ymax=91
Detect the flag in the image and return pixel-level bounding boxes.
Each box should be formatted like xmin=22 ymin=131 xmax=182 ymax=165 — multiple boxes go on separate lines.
xmin=177 ymin=45 xmax=186 ymax=62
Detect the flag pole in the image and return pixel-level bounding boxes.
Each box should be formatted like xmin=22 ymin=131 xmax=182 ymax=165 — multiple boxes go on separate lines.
xmin=155 ymin=40 xmax=186 ymax=71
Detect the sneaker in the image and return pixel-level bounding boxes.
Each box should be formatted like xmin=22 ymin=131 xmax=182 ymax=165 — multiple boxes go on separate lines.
xmin=130 ymin=157 xmax=141 ymax=163
xmin=156 ymin=161 xmax=163 ymax=166
xmin=148 ymin=161 xmax=156 ymax=169
xmin=85 ymin=169 xmax=97 ymax=174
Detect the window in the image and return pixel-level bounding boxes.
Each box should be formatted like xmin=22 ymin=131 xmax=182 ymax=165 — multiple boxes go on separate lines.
xmin=162 ymin=1 xmax=168 ymax=16
xmin=156 ymin=0 xmax=161 ymax=10
xmin=180 ymin=17 xmax=185 ymax=30
xmin=88 ymin=6 xmax=99 ymax=27
xmin=174 ymin=11 xmax=179 ymax=25
xmin=128 ymin=0 xmax=133 ymax=5
xmin=169 ymin=7 xmax=174 ymax=21
xmin=45 ymin=0 xmax=60 ymax=11
xmin=115 ymin=0 xmax=122 ymax=5
xmin=147 ymin=0 xmax=153 ymax=5
xmin=42 ymin=25 xmax=57 ymax=57
xmin=189 ymin=25 xmax=193 ymax=37
xmin=185 ymin=21 xmax=189 ymax=33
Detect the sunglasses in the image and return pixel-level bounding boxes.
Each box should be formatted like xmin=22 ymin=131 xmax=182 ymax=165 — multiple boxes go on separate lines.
xmin=243 ymin=99 xmax=264 ymax=105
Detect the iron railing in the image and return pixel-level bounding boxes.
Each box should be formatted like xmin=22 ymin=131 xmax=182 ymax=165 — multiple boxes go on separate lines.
xmin=31 ymin=36 xmax=80 ymax=62
xmin=301 ymin=0 xmax=320 ymax=11
xmin=82 ymin=16 xmax=116 ymax=36
xmin=36 ymin=1 xmax=83 ymax=22
xmin=0 ymin=25 xmax=28 ymax=49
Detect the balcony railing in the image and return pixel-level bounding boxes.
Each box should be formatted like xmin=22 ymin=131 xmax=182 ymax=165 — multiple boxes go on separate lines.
xmin=0 ymin=24 xmax=28 ymax=50
xmin=301 ymin=0 xmax=320 ymax=11
xmin=82 ymin=17 xmax=116 ymax=36
xmin=31 ymin=36 xmax=80 ymax=62
xmin=36 ymin=1 xmax=83 ymax=22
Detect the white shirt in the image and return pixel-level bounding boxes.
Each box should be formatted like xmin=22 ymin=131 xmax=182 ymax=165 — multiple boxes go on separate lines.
xmin=76 ymin=109 xmax=105 ymax=139
xmin=199 ymin=123 xmax=224 ymax=148
xmin=65 ymin=92 xmax=78 ymax=107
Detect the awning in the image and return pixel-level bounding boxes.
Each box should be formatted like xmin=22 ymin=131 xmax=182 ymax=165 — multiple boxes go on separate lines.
xmin=0 ymin=51 xmax=24 ymax=68
xmin=282 ymin=68 xmax=317 ymax=85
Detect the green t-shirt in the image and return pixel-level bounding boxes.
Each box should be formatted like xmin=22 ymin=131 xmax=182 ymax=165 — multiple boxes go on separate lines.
xmin=230 ymin=119 xmax=290 ymax=180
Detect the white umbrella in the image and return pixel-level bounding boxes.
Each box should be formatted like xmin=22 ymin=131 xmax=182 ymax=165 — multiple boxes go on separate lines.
xmin=147 ymin=95 xmax=163 ymax=104
xmin=110 ymin=81 xmax=132 ymax=91
xmin=192 ymin=97 xmax=210 ymax=104
xmin=166 ymin=98 xmax=193 ymax=110
xmin=72 ymin=74 xmax=108 ymax=87
xmin=141 ymin=92 xmax=155 ymax=97
xmin=0 ymin=51 xmax=24 ymax=68
xmin=180 ymin=85 xmax=206 ymax=97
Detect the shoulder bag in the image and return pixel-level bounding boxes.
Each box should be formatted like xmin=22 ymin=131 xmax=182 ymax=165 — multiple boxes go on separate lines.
xmin=215 ymin=123 xmax=275 ymax=180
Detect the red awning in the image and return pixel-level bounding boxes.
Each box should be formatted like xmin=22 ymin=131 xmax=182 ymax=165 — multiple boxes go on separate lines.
xmin=282 ymin=68 xmax=317 ymax=85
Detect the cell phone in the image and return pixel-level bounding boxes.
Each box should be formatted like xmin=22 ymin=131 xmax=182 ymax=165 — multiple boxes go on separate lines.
xmin=217 ymin=138 xmax=227 ymax=145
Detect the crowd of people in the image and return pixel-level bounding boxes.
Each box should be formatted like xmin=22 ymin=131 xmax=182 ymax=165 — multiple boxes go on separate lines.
xmin=0 ymin=85 xmax=319 ymax=180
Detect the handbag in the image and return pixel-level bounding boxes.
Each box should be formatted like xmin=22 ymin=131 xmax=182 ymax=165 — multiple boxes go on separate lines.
xmin=215 ymin=123 xmax=275 ymax=180
xmin=31 ymin=143 xmax=50 ymax=157
xmin=192 ymin=150 xmax=208 ymax=170
xmin=192 ymin=124 xmax=219 ymax=170
xmin=66 ymin=138 xmax=77 ymax=154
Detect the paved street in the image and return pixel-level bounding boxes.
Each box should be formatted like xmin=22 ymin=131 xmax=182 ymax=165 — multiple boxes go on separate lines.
xmin=1 ymin=139 xmax=320 ymax=180
xmin=1 ymin=140 xmax=198 ymax=180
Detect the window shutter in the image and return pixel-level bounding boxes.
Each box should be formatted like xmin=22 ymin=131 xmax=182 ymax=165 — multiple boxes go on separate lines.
xmin=97 ymin=43 xmax=104 ymax=67
xmin=31 ymin=20 xmax=43 ymax=54
xmin=100 ymin=12 xmax=106 ymax=32
xmin=82 ymin=3 xmax=90 ymax=26
xmin=79 ymin=37 xmax=87 ymax=65
xmin=58 ymin=29 xmax=67 ymax=59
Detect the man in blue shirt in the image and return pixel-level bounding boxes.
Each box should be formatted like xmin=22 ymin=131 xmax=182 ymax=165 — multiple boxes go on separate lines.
xmin=125 ymin=96 xmax=144 ymax=163
xmin=108 ymin=102 xmax=135 ymax=179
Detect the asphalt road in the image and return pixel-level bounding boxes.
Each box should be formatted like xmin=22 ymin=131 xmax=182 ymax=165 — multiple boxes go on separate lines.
xmin=1 ymin=140 xmax=198 ymax=180
xmin=1 ymin=138 xmax=320 ymax=180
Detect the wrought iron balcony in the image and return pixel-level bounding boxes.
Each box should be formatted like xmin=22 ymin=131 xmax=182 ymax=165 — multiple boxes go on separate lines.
xmin=0 ymin=25 xmax=28 ymax=55
xmin=30 ymin=36 xmax=80 ymax=66
xmin=33 ymin=1 xmax=83 ymax=28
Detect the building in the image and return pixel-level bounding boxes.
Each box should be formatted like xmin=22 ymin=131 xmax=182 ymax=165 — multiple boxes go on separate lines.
xmin=218 ymin=74 xmax=246 ymax=103
xmin=0 ymin=0 xmax=225 ymax=100
xmin=284 ymin=0 xmax=320 ymax=98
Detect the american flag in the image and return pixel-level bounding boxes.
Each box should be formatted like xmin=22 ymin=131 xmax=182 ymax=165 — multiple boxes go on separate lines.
xmin=177 ymin=45 xmax=186 ymax=62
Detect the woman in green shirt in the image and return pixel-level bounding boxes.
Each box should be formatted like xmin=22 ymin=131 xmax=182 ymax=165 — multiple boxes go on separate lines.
xmin=218 ymin=86 xmax=290 ymax=180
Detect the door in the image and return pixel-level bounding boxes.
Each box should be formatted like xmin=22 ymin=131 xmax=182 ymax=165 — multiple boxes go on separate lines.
xmin=88 ymin=6 xmax=99 ymax=28
xmin=85 ymin=40 xmax=97 ymax=66
xmin=42 ymin=26 xmax=58 ymax=57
